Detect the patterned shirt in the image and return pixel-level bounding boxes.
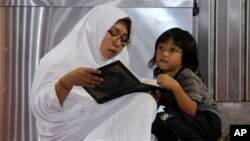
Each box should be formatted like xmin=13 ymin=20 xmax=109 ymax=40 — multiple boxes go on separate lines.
xmin=175 ymin=68 xmax=220 ymax=116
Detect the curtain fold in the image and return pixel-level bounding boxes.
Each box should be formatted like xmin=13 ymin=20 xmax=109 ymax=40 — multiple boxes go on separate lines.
xmin=5 ymin=6 xmax=54 ymax=141
xmin=4 ymin=5 xmax=94 ymax=141
xmin=0 ymin=7 xmax=7 ymax=141
xmin=2 ymin=1 xmax=194 ymax=141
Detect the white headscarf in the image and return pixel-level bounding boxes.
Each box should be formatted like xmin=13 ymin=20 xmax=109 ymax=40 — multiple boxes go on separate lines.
xmin=30 ymin=3 xmax=135 ymax=140
xmin=31 ymin=3 xmax=132 ymax=101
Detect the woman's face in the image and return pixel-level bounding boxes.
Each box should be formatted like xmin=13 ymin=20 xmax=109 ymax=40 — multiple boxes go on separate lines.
xmin=156 ymin=38 xmax=183 ymax=75
xmin=100 ymin=20 xmax=129 ymax=59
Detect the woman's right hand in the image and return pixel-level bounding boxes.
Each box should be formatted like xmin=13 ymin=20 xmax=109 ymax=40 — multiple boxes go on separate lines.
xmin=60 ymin=67 xmax=104 ymax=90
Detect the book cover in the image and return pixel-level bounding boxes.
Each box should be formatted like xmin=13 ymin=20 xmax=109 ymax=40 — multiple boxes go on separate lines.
xmin=84 ymin=60 xmax=164 ymax=103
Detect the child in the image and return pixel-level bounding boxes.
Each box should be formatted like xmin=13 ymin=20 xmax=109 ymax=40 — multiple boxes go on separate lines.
xmin=148 ymin=28 xmax=222 ymax=141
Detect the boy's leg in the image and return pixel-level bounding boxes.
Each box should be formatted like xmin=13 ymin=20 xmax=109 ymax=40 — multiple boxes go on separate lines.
xmin=153 ymin=110 xmax=205 ymax=141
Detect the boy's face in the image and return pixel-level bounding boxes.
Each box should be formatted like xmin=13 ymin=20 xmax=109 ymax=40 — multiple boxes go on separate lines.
xmin=100 ymin=20 xmax=129 ymax=59
xmin=156 ymin=38 xmax=183 ymax=75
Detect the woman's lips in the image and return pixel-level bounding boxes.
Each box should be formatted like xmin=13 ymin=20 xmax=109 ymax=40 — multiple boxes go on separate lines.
xmin=108 ymin=49 xmax=117 ymax=56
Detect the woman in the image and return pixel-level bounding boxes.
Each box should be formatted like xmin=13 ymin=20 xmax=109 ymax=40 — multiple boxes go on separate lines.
xmin=30 ymin=3 xmax=157 ymax=141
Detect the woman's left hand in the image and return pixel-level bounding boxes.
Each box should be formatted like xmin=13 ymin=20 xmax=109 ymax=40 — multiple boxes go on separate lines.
xmin=148 ymin=90 xmax=162 ymax=103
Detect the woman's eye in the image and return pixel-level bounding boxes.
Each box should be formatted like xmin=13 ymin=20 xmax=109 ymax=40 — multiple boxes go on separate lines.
xmin=110 ymin=31 xmax=116 ymax=36
xmin=121 ymin=37 xmax=128 ymax=42
xmin=108 ymin=30 xmax=118 ymax=36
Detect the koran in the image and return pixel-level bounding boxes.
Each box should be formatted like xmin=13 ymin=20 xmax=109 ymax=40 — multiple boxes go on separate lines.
xmin=84 ymin=60 xmax=163 ymax=103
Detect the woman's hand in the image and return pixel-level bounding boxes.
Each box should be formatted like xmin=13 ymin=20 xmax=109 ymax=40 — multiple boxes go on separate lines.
xmin=61 ymin=67 xmax=103 ymax=90
xmin=56 ymin=67 xmax=103 ymax=105
xmin=148 ymin=90 xmax=162 ymax=103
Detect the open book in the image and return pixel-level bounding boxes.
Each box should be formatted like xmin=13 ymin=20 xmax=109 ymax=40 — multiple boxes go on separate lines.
xmin=84 ymin=60 xmax=164 ymax=104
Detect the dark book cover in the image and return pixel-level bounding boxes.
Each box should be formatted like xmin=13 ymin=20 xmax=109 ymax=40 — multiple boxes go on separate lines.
xmin=84 ymin=60 xmax=163 ymax=104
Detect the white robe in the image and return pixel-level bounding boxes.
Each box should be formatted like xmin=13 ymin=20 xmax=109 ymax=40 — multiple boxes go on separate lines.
xmin=30 ymin=3 xmax=157 ymax=141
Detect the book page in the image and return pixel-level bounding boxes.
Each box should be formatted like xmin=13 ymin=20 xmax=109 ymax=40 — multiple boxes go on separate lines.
xmin=140 ymin=78 xmax=161 ymax=87
xmin=122 ymin=62 xmax=142 ymax=81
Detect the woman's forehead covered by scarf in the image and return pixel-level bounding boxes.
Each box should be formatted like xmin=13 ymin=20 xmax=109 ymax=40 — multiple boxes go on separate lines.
xmin=68 ymin=3 xmax=132 ymax=66
xmin=88 ymin=5 xmax=131 ymax=51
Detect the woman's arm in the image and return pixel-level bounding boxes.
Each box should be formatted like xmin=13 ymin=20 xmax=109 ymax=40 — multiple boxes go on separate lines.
xmin=55 ymin=67 xmax=103 ymax=105
xmin=55 ymin=78 xmax=71 ymax=106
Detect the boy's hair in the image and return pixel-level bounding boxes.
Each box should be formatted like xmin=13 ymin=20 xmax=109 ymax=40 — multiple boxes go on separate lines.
xmin=148 ymin=27 xmax=200 ymax=77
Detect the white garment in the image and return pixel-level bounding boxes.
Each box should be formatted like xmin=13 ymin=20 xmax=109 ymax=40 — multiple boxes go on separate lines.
xmin=30 ymin=3 xmax=157 ymax=141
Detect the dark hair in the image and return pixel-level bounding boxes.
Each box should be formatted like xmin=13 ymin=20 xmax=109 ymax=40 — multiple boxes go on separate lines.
xmin=148 ymin=27 xmax=200 ymax=77
xmin=118 ymin=17 xmax=132 ymax=41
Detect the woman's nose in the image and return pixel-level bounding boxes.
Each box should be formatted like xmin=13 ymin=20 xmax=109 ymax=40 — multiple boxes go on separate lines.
xmin=113 ymin=39 xmax=122 ymax=48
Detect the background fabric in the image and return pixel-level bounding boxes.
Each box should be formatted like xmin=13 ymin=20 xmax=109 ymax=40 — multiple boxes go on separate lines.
xmin=1 ymin=1 xmax=205 ymax=141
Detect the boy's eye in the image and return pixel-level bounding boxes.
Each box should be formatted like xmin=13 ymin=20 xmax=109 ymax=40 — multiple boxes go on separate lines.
xmin=158 ymin=45 xmax=164 ymax=50
xmin=157 ymin=45 xmax=182 ymax=54
xmin=169 ymin=48 xmax=177 ymax=52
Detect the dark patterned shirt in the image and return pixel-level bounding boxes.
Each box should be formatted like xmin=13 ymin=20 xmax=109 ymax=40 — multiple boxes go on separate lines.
xmin=175 ymin=68 xmax=220 ymax=116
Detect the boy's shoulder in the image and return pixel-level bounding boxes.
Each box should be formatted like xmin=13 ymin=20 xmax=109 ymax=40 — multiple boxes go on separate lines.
xmin=178 ymin=68 xmax=196 ymax=77
xmin=177 ymin=68 xmax=201 ymax=83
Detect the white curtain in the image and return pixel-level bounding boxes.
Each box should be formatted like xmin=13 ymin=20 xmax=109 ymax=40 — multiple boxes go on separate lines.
xmin=3 ymin=5 xmax=94 ymax=141
xmin=0 ymin=7 xmax=7 ymax=141
xmin=1 ymin=1 xmax=193 ymax=141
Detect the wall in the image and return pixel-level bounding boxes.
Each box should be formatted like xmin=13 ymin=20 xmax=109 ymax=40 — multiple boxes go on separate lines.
xmin=195 ymin=0 xmax=250 ymax=131
xmin=196 ymin=0 xmax=249 ymax=101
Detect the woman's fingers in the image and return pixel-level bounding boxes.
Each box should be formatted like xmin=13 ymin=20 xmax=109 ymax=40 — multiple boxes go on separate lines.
xmin=79 ymin=68 xmax=103 ymax=87
xmin=84 ymin=68 xmax=101 ymax=75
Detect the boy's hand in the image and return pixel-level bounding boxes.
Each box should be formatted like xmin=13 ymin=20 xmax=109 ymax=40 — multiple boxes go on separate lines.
xmin=157 ymin=74 xmax=177 ymax=90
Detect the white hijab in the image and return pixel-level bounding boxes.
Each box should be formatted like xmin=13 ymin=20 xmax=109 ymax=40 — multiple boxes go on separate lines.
xmin=31 ymin=3 xmax=132 ymax=101
xmin=30 ymin=3 xmax=133 ymax=140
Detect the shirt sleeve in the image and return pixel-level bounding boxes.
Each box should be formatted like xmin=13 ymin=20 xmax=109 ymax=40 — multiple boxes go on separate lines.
xmin=177 ymin=69 xmax=203 ymax=103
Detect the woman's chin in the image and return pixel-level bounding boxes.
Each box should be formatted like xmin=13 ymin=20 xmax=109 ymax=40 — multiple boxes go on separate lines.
xmin=102 ymin=54 xmax=116 ymax=60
